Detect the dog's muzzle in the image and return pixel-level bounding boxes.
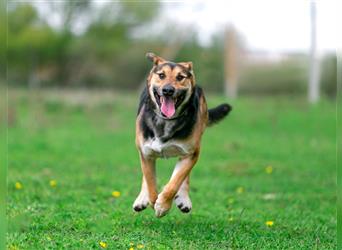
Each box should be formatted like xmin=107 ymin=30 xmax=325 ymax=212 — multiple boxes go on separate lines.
xmin=153 ymin=87 xmax=187 ymax=119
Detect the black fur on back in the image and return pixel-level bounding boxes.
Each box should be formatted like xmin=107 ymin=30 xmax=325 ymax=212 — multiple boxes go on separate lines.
xmin=137 ymin=86 xmax=203 ymax=142
xmin=208 ymin=104 xmax=232 ymax=126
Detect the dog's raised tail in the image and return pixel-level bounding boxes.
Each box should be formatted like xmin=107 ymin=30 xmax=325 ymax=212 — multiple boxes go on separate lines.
xmin=207 ymin=103 xmax=232 ymax=126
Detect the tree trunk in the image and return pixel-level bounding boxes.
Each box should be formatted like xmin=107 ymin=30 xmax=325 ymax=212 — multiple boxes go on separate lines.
xmin=224 ymin=26 xmax=239 ymax=99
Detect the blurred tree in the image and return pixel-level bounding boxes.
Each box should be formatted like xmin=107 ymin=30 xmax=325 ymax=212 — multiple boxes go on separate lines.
xmin=66 ymin=1 xmax=160 ymax=88
xmin=7 ymin=1 xmax=161 ymax=87
xmin=7 ymin=2 xmax=37 ymax=33
xmin=47 ymin=1 xmax=92 ymax=33
xmin=45 ymin=1 xmax=92 ymax=85
xmin=7 ymin=3 xmax=61 ymax=87
xmin=174 ymin=32 xmax=225 ymax=93
xmin=120 ymin=1 xmax=160 ymax=27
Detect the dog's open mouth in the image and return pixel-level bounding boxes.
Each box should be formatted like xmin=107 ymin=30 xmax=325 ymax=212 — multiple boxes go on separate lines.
xmin=153 ymin=89 xmax=186 ymax=118
xmin=160 ymin=96 xmax=175 ymax=118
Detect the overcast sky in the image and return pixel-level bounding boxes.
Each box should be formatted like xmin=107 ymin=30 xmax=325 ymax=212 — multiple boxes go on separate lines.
xmin=34 ymin=0 xmax=339 ymax=53
xmin=161 ymin=0 xmax=338 ymax=53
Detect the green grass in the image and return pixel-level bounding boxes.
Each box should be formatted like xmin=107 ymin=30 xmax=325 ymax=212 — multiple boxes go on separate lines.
xmin=7 ymin=90 xmax=336 ymax=249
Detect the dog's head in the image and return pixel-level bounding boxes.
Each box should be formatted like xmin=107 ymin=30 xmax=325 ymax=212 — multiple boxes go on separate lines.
xmin=146 ymin=52 xmax=195 ymax=119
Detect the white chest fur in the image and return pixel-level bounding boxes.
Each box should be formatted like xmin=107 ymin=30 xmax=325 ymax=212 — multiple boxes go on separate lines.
xmin=141 ymin=138 xmax=192 ymax=158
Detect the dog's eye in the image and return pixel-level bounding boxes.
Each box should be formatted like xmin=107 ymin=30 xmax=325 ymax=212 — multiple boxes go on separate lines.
xmin=158 ymin=73 xmax=166 ymax=80
xmin=176 ymin=75 xmax=185 ymax=81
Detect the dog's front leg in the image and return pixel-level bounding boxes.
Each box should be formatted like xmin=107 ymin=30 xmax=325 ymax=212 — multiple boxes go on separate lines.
xmin=133 ymin=153 xmax=158 ymax=212
xmin=133 ymin=176 xmax=150 ymax=212
xmin=174 ymin=175 xmax=192 ymax=213
xmin=155 ymin=151 xmax=199 ymax=217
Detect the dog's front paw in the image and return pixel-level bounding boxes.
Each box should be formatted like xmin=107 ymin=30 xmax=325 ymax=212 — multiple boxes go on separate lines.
xmin=154 ymin=194 xmax=172 ymax=218
xmin=133 ymin=192 xmax=150 ymax=212
xmin=174 ymin=193 xmax=192 ymax=213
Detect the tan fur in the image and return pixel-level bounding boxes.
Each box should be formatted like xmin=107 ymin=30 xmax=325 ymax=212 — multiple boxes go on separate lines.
xmin=149 ymin=65 xmax=194 ymax=89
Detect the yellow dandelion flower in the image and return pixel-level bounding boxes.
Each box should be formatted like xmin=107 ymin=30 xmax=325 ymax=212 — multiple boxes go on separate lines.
xmin=228 ymin=217 xmax=234 ymax=222
xmin=99 ymin=241 xmax=108 ymax=248
xmin=8 ymin=245 xmax=19 ymax=250
xmin=112 ymin=191 xmax=121 ymax=198
xmin=265 ymin=166 xmax=273 ymax=174
xmin=228 ymin=198 xmax=234 ymax=204
xmin=129 ymin=247 xmax=134 ymax=250
xmin=265 ymin=220 xmax=274 ymax=227
xmin=15 ymin=182 xmax=23 ymax=190
xmin=49 ymin=180 xmax=57 ymax=188
xmin=236 ymin=187 xmax=244 ymax=194
xmin=137 ymin=244 xmax=144 ymax=249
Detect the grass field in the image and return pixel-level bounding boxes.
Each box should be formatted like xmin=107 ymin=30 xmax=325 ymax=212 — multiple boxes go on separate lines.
xmin=7 ymin=90 xmax=336 ymax=249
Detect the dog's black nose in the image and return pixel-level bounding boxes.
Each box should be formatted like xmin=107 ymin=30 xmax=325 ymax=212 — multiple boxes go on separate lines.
xmin=162 ymin=85 xmax=175 ymax=96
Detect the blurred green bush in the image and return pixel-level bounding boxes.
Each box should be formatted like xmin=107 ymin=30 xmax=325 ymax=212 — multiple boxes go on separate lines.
xmin=320 ymin=54 xmax=337 ymax=97
xmin=239 ymin=56 xmax=308 ymax=95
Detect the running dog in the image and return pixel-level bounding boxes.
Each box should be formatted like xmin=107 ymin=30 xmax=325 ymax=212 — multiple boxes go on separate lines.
xmin=133 ymin=53 xmax=232 ymax=217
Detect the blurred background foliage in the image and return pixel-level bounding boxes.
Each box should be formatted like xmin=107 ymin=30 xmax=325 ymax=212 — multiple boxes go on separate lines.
xmin=4 ymin=1 xmax=336 ymax=96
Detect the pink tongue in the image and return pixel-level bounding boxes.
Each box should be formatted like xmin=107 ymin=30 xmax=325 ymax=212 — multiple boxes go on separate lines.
xmin=161 ymin=97 xmax=175 ymax=118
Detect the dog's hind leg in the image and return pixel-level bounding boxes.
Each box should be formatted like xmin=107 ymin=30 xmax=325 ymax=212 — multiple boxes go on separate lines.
xmin=154 ymin=151 xmax=199 ymax=217
xmin=174 ymin=175 xmax=192 ymax=213
xmin=133 ymin=154 xmax=158 ymax=212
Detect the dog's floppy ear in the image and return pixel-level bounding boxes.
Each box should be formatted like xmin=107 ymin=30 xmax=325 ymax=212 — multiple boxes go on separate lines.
xmin=146 ymin=52 xmax=166 ymax=65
